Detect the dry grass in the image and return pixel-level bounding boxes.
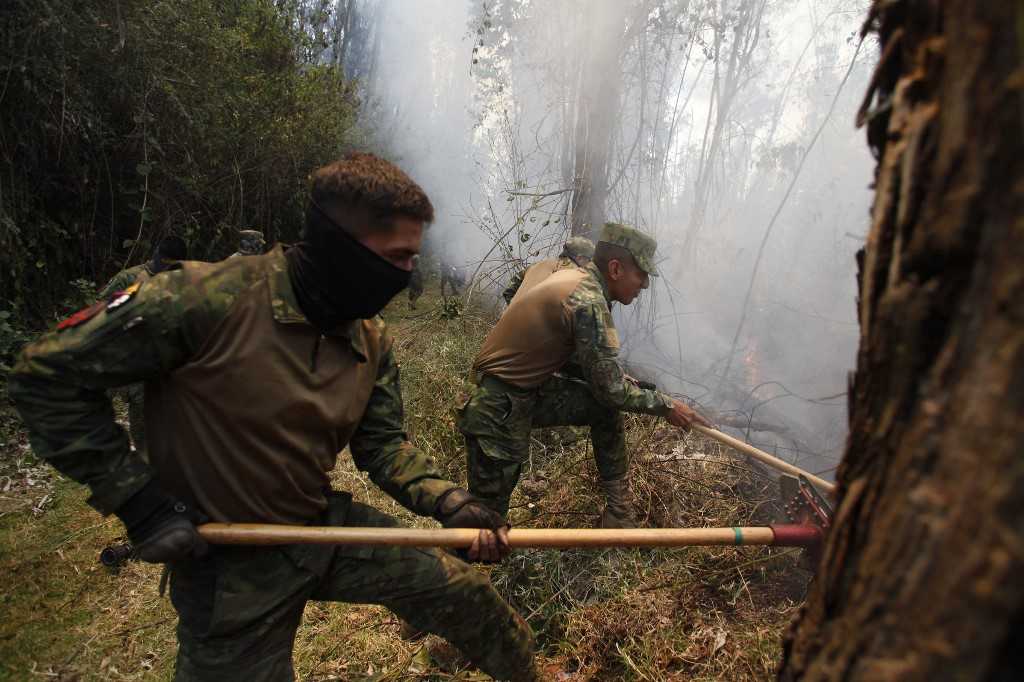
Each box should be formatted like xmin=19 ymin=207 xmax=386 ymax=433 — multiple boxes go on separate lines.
xmin=0 ymin=281 xmax=810 ymax=680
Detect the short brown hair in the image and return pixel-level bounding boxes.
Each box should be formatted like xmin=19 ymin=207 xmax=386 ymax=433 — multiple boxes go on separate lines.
xmin=310 ymin=152 xmax=434 ymax=223
xmin=593 ymin=241 xmax=636 ymax=273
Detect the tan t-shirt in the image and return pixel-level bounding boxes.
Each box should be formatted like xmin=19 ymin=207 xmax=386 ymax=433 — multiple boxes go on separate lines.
xmin=517 ymin=258 xmax=572 ymax=297
xmin=474 ymin=263 xmax=675 ymax=416
xmin=475 ymin=267 xmax=589 ymax=388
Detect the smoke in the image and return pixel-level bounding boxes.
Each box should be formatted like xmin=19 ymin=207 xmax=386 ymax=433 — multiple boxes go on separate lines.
xmin=364 ymin=0 xmax=875 ymax=477
xmin=361 ymin=1 xmax=483 ymax=265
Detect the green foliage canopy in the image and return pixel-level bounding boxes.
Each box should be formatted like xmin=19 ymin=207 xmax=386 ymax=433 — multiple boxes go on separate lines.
xmin=0 ymin=0 xmax=362 ymax=324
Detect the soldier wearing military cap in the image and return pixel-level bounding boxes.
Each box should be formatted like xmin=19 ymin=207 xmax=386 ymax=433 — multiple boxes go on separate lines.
xmin=407 ymin=258 xmax=425 ymax=309
xmin=440 ymin=261 xmax=466 ymax=299
xmin=10 ymin=153 xmax=537 ymax=681
xmin=98 ymin=234 xmax=189 ymax=299
xmin=230 ymin=229 xmax=266 ymax=258
xmin=501 ymin=236 xmax=595 ymax=305
xmin=459 ymin=222 xmax=709 ymax=528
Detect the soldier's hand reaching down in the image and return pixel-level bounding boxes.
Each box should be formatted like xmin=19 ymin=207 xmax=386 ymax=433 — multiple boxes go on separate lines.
xmin=115 ymin=481 xmax=208 ymax=563
xmin=435 ymin=488 xmax=511 ymax=563
xmin=665 ymin=398 xmax=711 ymax=431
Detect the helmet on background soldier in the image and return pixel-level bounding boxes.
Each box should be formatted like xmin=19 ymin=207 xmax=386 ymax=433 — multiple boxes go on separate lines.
xmin=560 ymin=236 xmax=595 ymax=265
xmin=236 ymin=229 xmax=266 ymax=256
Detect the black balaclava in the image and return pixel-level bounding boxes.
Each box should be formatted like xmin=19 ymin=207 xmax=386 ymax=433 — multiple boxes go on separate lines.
xmin=287 ymin=200 xmax=413 ymax=330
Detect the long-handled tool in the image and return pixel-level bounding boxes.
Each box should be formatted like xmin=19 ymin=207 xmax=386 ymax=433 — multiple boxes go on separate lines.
xmin=196 ymin=523 xmax=822 ymax=548
xmin=98 ymin=475 xmax=831 ymax=566
xmin=195 ymin=473 xmax=832 ymax=552
xmin=691 ymin=424 xmax=836 ymax=495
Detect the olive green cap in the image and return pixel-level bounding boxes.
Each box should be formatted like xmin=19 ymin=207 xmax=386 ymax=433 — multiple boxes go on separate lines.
xmin=598 ymin=222 xmax=659 ymax=276
xmin=561 ymin=236 xmax=595 ymax=261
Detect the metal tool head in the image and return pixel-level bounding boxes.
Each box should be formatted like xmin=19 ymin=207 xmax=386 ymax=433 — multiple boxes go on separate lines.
xmin=779 ymin=474 xmax=833 ymax=529
xmin=778 ymin=474 xmax=834 ymax=568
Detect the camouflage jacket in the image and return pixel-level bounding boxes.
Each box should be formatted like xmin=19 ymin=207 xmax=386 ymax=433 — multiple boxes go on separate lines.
xmin=565 ymin=263 xmax=674 ymax=415
xmin=8 ymin=246 xmax=456 ymax=522
xmin=476 ymin=262 xmax=674 ymax=416
xmin=97 ymin=262 xmax=157 ymax=300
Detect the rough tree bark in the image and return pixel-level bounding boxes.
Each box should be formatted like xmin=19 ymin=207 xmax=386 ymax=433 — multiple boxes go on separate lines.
xmin=779 ymin=1 xmax=1024 ymax=680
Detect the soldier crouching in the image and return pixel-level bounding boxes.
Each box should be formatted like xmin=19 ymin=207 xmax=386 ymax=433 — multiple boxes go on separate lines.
xmin=458 ymin=223 xmax=709 ymax=527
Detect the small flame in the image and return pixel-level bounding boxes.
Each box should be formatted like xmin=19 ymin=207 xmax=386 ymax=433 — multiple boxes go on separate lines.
xmin=743 ymin=339 xmax=761 ymax=387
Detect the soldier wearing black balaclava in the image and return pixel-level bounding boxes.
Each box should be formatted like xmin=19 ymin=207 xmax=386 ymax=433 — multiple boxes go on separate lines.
xmin=9 ymin=153 xmax=538 ymax=682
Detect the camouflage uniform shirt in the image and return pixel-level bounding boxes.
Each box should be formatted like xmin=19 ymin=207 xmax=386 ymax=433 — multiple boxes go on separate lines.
xmin=9 ymin=245 xmax=457 ymax=523
xmin=475 ymin=262 xmax=673 ymax=416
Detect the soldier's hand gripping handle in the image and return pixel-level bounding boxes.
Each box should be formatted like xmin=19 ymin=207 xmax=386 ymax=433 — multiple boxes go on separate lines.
xmin=625 ymin=374 xmax=657 ymax=391
xmin=435 ymin=488 xmax=511 ymax=563
xmin=115 ymin=481 xmax=208 ymax=563
xmin=665 ymin=398 xmax=711 ymax=431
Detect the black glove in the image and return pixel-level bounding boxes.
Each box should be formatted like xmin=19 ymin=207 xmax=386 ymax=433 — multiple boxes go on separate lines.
xmin=435 ymin=488 xmax=510 ymax=562
xmin=436 ymin=488 xmax=505 ymax=529
xmin=115 ymin=481 xmax=208 ymax=564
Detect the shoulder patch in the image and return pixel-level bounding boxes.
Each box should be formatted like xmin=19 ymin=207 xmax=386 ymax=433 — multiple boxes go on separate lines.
xmin=106 ymin=281 xmax=142 ymax=311
xmin=57 ymin=300 xmax=107 ymax=331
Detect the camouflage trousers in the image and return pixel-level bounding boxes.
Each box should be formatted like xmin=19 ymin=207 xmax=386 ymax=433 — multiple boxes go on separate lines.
xmin=169 ymin=493 xmax=534 ymax=681
xmin=112 ymin=382 xmax=146 ymax=457
xmin=408 ymin=269 xmax=424 ymax=308
xmin=456 ymin=374 xmax=626 ymax=515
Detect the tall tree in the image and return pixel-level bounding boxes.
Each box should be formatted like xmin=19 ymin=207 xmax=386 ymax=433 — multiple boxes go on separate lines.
xmin=567 ymin=1 xmax=634 ymax=237
xmin=779 ymin=1 xmax=1024 ymax=678
xmin=0 ymin=0 xmax=361 ymax=323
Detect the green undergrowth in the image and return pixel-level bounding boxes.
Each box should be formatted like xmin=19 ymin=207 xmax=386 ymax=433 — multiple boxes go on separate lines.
xmin=0 ymin=280 xmax=809 ymax=680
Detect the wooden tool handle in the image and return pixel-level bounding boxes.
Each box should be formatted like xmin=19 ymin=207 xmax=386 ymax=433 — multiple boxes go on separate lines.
xmin=198 ymin=524 xmax=779 ymax=548
xmin=692 ymin=424 xmax=836 ymax=494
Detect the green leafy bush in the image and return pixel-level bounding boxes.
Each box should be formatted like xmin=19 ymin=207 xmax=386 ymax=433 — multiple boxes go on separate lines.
xmin=0 ymin=311 xmax=32 ymax=373
xmin=0 ymin=0 xmax=363 ymax=324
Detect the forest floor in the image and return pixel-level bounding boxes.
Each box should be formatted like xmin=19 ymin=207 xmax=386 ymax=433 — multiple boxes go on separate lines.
xmin=0 ymin=281 xmax=810 ymax=681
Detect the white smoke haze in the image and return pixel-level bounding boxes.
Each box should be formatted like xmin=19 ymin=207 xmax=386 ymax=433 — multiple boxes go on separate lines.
xmin=362 ymin=0 xmax=876 ymax=478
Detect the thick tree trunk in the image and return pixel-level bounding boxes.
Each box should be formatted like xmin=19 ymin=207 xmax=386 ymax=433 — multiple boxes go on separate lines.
xmin=569 ymin=4 xmax=629 ymax=238
xmin=779 ymin=1 xmax=1024 ymax=680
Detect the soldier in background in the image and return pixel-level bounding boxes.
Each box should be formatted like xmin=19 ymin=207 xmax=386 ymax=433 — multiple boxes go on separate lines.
xmin=97 ymin=234 xmax=188 ymax=455
xmin=10 ymin=153 xmax=536 ymax=681
xmin=229 ymin=229 xmax=266 ymax=258
xmin=98 ymin=234 xmax=188 ymax=298
xmin=502 ymin=236 xmax=594 ymax=305
xmin=407 ymin=258 xmax=424 ymax=309
xmin=440 ymin=262 xmax=466 ymax=298
xmin=458 ymin=223 xmax=710 ymax=528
